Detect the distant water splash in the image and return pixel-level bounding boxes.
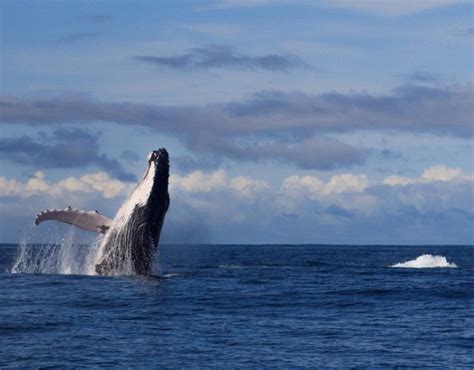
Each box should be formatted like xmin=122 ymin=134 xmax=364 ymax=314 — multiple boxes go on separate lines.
xmin=11 ymin=224 xmax=102 ymax=275
xmin=391 ymin=254 xmax=457 ymax=268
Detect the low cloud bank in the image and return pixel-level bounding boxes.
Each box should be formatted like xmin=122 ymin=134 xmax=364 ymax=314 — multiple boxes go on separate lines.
xmin=0 ymin=164 xmax=472 ymax=243
xmin=0 ymin=171 xmax=131 ymax=200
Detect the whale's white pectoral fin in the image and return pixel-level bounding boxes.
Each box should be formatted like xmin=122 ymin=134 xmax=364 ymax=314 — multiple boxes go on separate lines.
xmin=35 ymin=206 xmax=112 ymax=234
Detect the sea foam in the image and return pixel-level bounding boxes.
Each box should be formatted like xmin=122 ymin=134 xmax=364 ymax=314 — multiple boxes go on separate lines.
xmin=11 ymin=224 xmax=101 ymax=275
xmin=391 ymin=254 xmax=457 ymax=268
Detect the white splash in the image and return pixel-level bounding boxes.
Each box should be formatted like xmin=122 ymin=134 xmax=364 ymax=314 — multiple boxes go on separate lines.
xmin=391 ymin=254 xmax=457 ymax=268
xmin=11 ymin=225 xmax=101 ymax=275
xmin=93 ymin=162 xmax=156 ymax=275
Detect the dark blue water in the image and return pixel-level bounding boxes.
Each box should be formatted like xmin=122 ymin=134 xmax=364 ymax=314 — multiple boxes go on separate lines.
xmin=1 ymin=244 xmax=473 ymax=367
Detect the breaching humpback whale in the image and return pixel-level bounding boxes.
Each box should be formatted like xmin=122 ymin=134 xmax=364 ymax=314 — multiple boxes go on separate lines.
xmin=35 ymin=149 xmax=170 ymax=276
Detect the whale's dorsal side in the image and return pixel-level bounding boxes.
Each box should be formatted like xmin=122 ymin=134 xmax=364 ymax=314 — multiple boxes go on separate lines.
xmin=35 ymin=207 xmax=112 ymax=234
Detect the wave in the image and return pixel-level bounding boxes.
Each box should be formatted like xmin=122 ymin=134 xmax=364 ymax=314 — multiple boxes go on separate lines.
xmin=162 ymin=273 xmax=182 ymax=278
xmin=391 ymin=254 xmax=457 ymax=268
xmin=218 ymin=264 xmax=243 ymax=269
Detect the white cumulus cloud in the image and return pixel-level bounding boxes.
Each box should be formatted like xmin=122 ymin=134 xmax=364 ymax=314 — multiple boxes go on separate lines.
xmin=0 ymin=164 xmax=472 ymax=244
xmin=170 ymin=170 xmax=269 ymax=198
xmin=282 ymin=173 xmax=369 ymax=197
xmin=383 ymin=165 xmax=472 ymax=186
xmin=0 ymin=171 xmax=130 ymax=199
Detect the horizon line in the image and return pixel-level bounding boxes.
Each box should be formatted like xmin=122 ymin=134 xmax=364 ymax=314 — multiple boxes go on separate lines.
xmin=0 ymin=242 xmax=472 ymax=247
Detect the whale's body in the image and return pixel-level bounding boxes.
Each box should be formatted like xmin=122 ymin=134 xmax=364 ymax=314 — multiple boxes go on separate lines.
xmin=35 ymin=149 xmax=170 ymax=276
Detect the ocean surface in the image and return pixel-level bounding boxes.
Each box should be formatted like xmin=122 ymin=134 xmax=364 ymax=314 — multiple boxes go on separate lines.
xmin=0 ymin=243 xmax=472 ymax=367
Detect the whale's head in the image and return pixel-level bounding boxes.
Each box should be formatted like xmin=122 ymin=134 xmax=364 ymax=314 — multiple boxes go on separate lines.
xmin=142 ymin=148 xmax=170 ymax=222
xmin=107 ymin=148 xmax=170 ymax=239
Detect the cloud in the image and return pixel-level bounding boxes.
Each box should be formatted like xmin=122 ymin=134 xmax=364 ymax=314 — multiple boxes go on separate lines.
xmin=283 ymin=173 xmax=369 ymax=197
xmin=56 ymin=32 xmax=103 ymax=43
xmin=0 ymin=129 xmax=136 ymax=182
xmin=402 ymin=71 xmax=439 ymax=83
xmin=166 ymin=165 xmax=474 ymax=243
xmin=272 ymin=137 xmax=365 ymax=170
xmin=0 ymin=171 xmax=130 ymax=241
xmin=0 ymin=165 xmax=472 ymax=243
xmin=167 ymin=165 xmax=473 ymax=217
xmin=73 ymin=15 xmax=113 ymax=23
xmin=322 ymin=0 xmax=466 ymax=15
xmin=120 ymin=150 xmax=140 ymax=162
xmin=0 ymin=171 xmax=130 ymax=199
xmin=457 ymin=27 xmax=474 ymax=36
xmin=383 ymin=165 xmax=471 ymax=186
xmin=171 ymin=169 xmax=269 ymax=197
xmin=421 ymin=165 xmax=465 ymax=182
xmin=205 ymin=0 xmax=271 ymax=8
xmin=176 ymin=23 xmax=240 ymax=37
xmin=134 ymin=45 xmax=306 ymax=72
xmin=206 ymin=0 xmax=466 ymax=15
xmin=2 ymin=84 xmax=471 ymax=136
xmin=223 ymin=85 xmax=473 ymax=137
xmin=184 ymin=136 xmax=365 ymax=170
xmin=1 ymin=83 xmax=472 ymax=171
xmin=174 ymin=155 xmax=223 ymax=173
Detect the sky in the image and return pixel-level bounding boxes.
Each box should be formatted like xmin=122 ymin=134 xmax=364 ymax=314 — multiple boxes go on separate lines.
xmin=0 ymin=0 xmax=473 ymax=244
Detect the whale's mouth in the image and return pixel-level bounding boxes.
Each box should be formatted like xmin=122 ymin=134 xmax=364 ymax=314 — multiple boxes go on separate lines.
xmin=148 ymin=148 xmax=169 ymax=167
xmin=144 ymin=148 xmax=169 ymax=181
xmin=145 ymin=148 xmax=169 ymax=211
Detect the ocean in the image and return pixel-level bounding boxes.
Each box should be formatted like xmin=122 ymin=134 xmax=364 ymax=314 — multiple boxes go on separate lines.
xmin=0 ymin=243 xmax=472 ymax=367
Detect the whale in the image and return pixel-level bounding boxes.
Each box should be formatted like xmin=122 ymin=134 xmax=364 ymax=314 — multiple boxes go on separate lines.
xmin=35 ymin=149 xmax=170 ymax=276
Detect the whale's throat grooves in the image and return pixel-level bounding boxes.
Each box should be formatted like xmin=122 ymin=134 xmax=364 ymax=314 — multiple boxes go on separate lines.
xmin=94 ymin=150 xmax=169 ymax=276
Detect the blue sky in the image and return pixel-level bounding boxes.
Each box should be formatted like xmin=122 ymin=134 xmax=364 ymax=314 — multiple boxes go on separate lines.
xmin=0 ymin=0 xmax=472 ymax=244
